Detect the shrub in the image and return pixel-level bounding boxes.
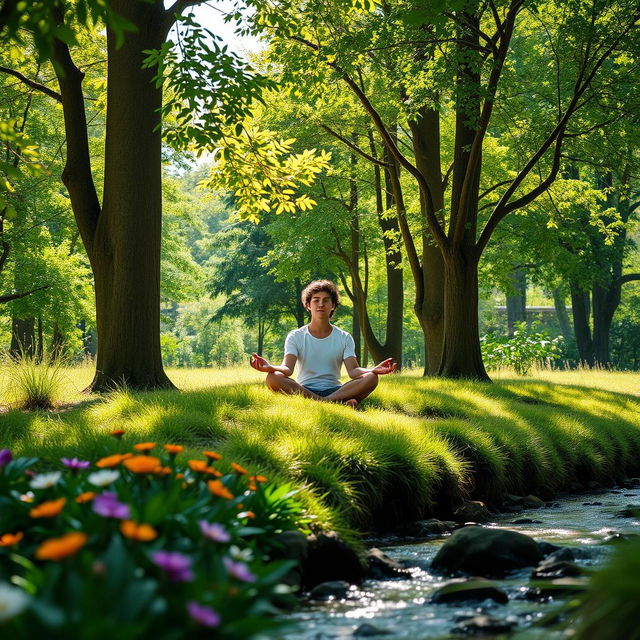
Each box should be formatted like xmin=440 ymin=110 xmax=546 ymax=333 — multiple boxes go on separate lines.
xmin=7 ymin=351 xmax=65 ymax=410
xmin=481 ymin=322 xmax=563 ymax=375
xmin=0 ymin=440 xmax=308 ymax=637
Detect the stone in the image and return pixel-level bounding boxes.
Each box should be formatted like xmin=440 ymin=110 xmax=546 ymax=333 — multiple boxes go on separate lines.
xmin=303 ymin=532 xmax=367 ymax=588
xmin=431 ymin=526 xmax=543 ymax=577
xmin=430 ymin=578 xmax=509 ymax=604
xmin=308 ymin=580 xmax=351 ymax=601
xmin=453 ymin=500 xmax=491 ymax=523
xmin=532 ymin=560 xmax=583 ymax=580
xmin=365 ymin=548 xmax=412 ymax=579
xmin=521 ymin=495 xmax=545 ymax=508
xmin=353 ymin=623 xmax=393 ymax=637
xmin=582 ymin=501 xmax=603 ymax=506
xmin=538 ymin=541 xmax=562 ymax=556
xmin=452 ymin=614 xmax=517 ymax=636
xmin=511 ymin=518 xmax=542 ymax=524
xmin=526 ymin=577 xmax=590 ymax=599
xmin=506 ymin=494 xmax=525 ymax=505
xmin=616 ymin=504 xmax=640 ymax=518
xmin=544 ymin=547 xmax=575 ymax=563
xmin=271 ymin=530 xmax=309 ymax=590
xmin=412 ymin=519 xmax=457 ymax=537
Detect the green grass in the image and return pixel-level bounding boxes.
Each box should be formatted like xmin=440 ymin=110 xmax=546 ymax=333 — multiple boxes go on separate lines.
xmin=1 ymin=366 xmax=639 ymax=537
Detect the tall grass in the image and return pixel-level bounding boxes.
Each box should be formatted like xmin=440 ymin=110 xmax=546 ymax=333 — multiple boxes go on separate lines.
xmin=2 ymin=351 xmax=67 ymax=410
xmin=1 ymin=366 xmax=638 ymax=535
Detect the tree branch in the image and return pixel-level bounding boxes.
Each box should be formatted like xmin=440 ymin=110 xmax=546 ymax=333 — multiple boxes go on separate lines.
xmin=0 ymin=65 xmax=62 ymax=102
xmin=321 ymin=124 xmax=391 ymax=167
xmin=618 ymin=273 xmax=640 ymax=286
xmin=0 ymin=284 xmax=50 ymax=304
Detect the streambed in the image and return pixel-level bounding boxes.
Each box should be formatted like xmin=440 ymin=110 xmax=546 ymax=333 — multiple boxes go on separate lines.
xmin=281 ymin=486 xmax=640 ymax=639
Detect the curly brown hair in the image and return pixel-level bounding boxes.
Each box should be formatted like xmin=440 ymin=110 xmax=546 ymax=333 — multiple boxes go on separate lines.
xmin=301 ymin=280 xmax=340 ymax=318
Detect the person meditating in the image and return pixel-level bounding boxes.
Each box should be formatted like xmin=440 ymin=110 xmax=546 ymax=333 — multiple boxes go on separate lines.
xmin=249 ymin=279 xmax=396 ymax=408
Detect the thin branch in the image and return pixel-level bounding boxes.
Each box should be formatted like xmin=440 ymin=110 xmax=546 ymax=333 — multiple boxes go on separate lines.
xmin=0 ymin=65 xmax=62 ymax=102
xmin=478 ymin=179 xmax=513 ymax=201
xmin=0 ymin=285 xmax=50 ymax=304
xmin=618 ymin=273 xmax=640 ymax=286
xmin=321 ymin=124 xmax=391 ymax=167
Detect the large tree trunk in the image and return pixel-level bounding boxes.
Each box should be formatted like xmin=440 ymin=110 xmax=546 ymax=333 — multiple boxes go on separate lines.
xmin=506 ymin=269 xmax=527 ymax=335
xmin=85 ymin=1 xmax=174 ymax=391
xmin=570 ymin=282 xmax=594 ymax=366
xmin=438 ymin=251 xmax=489 ymax=379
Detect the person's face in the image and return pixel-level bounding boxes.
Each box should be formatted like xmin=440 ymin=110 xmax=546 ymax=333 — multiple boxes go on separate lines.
xmin=307 ymin=291 xmax=336 ymax=319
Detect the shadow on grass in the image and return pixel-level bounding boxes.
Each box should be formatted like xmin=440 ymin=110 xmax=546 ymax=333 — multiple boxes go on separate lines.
xmin=1 ymin=375 xmax=639 ymax=533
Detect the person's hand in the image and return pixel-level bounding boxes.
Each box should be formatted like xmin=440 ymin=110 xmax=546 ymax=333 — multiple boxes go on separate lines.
xmin=250 ymin=353 xmax=274 ymax=373
xmin=371 ymin=358 xmax=397 ymax=376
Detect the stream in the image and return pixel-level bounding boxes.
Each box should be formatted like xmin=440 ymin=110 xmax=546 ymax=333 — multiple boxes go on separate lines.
xmin=281 ymin=485 xmax=640 ymax=639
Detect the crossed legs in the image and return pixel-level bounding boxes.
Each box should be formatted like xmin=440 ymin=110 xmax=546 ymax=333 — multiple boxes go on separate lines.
xmin=265 ymin=371 xmax=378 ymax=407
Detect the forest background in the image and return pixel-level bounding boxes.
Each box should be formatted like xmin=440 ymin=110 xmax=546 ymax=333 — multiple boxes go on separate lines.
xmin=1 ymin=0 xmax=639 ymax=380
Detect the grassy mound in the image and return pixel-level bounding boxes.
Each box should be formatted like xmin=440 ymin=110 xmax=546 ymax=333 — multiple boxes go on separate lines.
xmin=1 ymin=367 xmax=639 ymax=537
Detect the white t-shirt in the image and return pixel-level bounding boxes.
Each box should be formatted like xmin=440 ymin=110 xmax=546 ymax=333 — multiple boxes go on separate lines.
xmin=284 ymin=324 xmax=356 ymax=390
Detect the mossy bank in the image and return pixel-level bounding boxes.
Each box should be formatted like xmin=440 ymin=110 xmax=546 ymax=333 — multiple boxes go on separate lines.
xmin=1 ymin=367 xmax=639 ymax=537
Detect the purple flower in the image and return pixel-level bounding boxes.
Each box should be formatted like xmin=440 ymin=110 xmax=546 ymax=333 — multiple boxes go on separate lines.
xmin=92 ymin=492 xmax=131 ymax=519
xmin=199 ymin=521 xmax=231 ymax=542
xmin=0 ymin=449 xmax=12 ymax=467
xmin=187 ymin=601 xmax=221 ymax=628
xmin=61 ymin=457 xmax=91 ymax=471
xmin=223 ymin=557 xmax=255 ymax=583
xmin=152 ymin=551 xmax=194 ymax=583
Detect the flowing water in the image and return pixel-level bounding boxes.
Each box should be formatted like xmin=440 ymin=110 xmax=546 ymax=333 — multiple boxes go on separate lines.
xmin=281 ymin=486 xmax=640 ymax=639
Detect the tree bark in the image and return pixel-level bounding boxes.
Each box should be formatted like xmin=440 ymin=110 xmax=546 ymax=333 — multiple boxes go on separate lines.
xmin=83 ymin=1 xmax=174 ymax=390
xmin=438 ymin=250 xmax=489 ymax=380
xmin=570 ymin=282 xmax=594 ymax=366
xmin=409 ymin=106 xmax=446 ymax=375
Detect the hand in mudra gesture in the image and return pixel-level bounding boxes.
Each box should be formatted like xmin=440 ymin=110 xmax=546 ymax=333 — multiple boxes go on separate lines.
xmin=371 ymin=358 xmax=397 ymax=376
xmin=250 ymin=353 xmax=274 ymax=373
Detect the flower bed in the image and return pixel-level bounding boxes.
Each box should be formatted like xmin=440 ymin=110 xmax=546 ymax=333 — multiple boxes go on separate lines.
xmin=0 ymin=438 xmax=308 ymax=637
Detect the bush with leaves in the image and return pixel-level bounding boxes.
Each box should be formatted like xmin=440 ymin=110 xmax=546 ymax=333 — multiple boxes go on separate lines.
xmin=0 ymin=440 xmax=309 ymax=638
xmin=481 ymin=322 xmax=563 ymax=375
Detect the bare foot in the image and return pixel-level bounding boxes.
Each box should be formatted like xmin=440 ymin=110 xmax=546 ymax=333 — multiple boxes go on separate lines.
xmin=345 ymin=399 xmax=358 ymax=410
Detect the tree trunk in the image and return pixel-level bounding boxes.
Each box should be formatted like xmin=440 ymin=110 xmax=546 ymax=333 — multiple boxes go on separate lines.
xmin=592 ymin=281 xmax=619 ymax=368
xmin=506 ymin=269 xmax=527 ymax=335
xmin=36 ymin=316 xmax=43 ymax=362
xmin=570 ymin=282 xmax=594 ymax=366
xmin=408 ymin=107 xmax=445 ymax=375
xmin=86 ymin=1 xmax=174 ymax=391
xmin=438 ymin=251 xmax=489 ymax=379
xmin=10 ymin=316 xmax=35 ymax=357
xmin=257 ymin=316 xmax=265 ymax=357
xmin=552 ymin=288 xmax=573 ymax=346
xmin=51 ymin=322 xmax=65 ymax=358
xmin=294 ymin=278 xmax=306 ymax=327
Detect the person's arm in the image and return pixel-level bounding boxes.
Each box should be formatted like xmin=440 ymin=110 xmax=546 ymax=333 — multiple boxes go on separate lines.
xmin=250 ymin=353 xmax=297 ymax=377
xmin=344 ymin=356 xmax=397 ymax=378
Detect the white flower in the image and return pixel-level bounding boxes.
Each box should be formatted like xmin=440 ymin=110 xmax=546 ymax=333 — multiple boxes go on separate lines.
xmin=0 ymin=582 xmax=31 ymax=622
xmin=29 ymin=472 xmax=61 ymax=490
xmin=229 ymin=545 xmax=253 ymax=562
xmin=88 ymin=470 xmax=120 ymax=487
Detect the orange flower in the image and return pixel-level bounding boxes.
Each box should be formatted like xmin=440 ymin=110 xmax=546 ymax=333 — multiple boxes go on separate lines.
xmin=76 ymin=492 xmax=96 ymax=504
xmin=231 ymin=462 xmax=249 ymax=475
xmin=96 ymin=453 xmax=132 ymax=468
xmin=188 ymin=460 xmax=209 ymax=473
xmin=239 ymin=511 xmax=256 ymax=519
xmin=250 ymin=475 xmax=268 ymax=483
xmin=110 ymin=429 xmax=126 ymax=439
xmin=248 ymin=482 xmax=257 ymax=491
xmin=207 ymin=480 xmax=234 ymax=500
xmin=175 ymin=473 xmax=185 ymax=479
xmin=164 ymin=444 xmax=184 ymax=454
xmin=157 ymin=466 xmax=172 ymax=476
xmin=120 ymin=520 xmax=157 ymax=542
xmin=30 ymin=497 xmax=66 ymax=518
xmin=202 ymin=451 xmax=222 ymax=461
xmin=0 ymin=532 xmax=24 ymax=547
xmin=123 ymin=455 xmax=162 ymax=474
xmin=36 ymin=532 xmax=87 ymax=561
xmin=133 ymin=442 xmax=156 ymax=452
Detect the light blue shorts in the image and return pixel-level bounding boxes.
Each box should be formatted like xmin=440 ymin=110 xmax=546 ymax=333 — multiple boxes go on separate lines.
xmin=302 ymin=384 xmax=342 ymax=398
